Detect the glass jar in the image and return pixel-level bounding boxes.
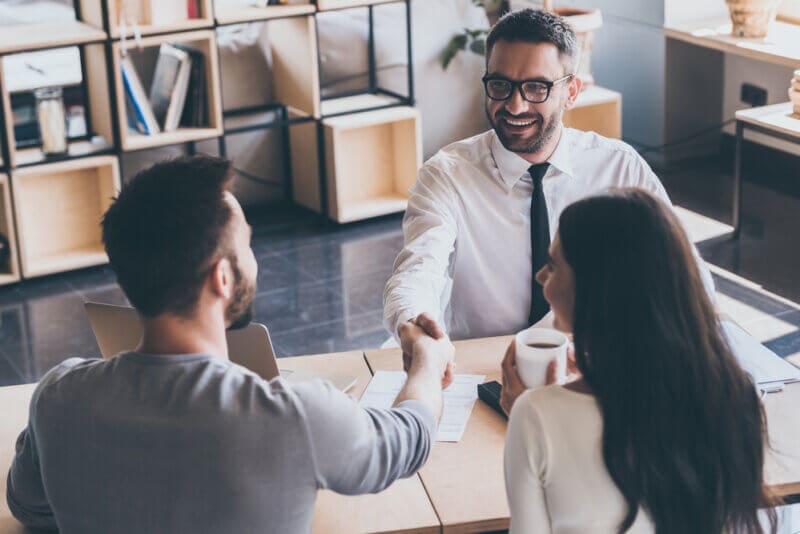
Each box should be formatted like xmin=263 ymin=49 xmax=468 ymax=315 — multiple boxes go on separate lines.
xmin=34 ymin=86 xmax=68 ymax=155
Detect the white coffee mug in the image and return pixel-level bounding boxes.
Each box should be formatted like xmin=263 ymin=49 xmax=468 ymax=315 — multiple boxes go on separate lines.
xmin=514 ymin=327 xmax=569 ymax=388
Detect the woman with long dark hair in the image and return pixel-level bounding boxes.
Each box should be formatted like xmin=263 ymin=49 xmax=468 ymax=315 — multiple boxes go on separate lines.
xmin=501 ymin=188 xmax=778 ymax=533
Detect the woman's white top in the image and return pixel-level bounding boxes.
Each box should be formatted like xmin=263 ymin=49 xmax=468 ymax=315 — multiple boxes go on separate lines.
xmin=504 ymin=385 xmax=655 ymax=533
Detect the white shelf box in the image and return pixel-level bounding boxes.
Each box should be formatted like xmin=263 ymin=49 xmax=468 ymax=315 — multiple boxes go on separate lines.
xmin=0 ymin=44 xmax=114 ymax=168
xmin=111 ymin=29 xmax=223 ymax=152
xmin=290 ymin=105 xmax=421 ymax=223
xmin=11 ymin=155 xmax=120 ymax=278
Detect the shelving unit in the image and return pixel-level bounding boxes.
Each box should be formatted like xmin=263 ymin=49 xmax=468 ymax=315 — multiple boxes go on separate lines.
xmin=111 ymin=29 xmax=223 ymax=152
xmin=79 ymin=0 xmax=215 ymax=38
xmin=11 ymin=155 xmax=119 ymax=278
xmin=0 ymin=174 xmax=21 ymax=286
xmin=0 ymin=0 xmax=416 ymax=283
xmin=214 ymin=2 xmax=316 ymax=25
xmin=0 ymin=43 xmax=114 ymax=168
xmin=563 ymin=85 xmax=622 ymax=139
xmin=319 ymin=106 xmax=420 ymax=223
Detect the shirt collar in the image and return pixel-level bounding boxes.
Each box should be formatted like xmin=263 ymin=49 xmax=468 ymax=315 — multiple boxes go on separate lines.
xmin=490 ymin=127 xmax=575 ymax=187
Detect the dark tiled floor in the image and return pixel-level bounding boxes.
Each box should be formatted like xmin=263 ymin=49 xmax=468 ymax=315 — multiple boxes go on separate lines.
xmin=0 ymin=141 xmax=798 ymax=386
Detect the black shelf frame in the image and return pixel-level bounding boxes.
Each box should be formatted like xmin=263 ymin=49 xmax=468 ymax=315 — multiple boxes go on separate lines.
xmin=0 ymin=0 xmax=416 ymax=280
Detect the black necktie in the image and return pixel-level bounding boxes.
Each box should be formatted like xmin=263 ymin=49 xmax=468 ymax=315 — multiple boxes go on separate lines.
xmin=529 ymin=163 xmax=551 ymax=325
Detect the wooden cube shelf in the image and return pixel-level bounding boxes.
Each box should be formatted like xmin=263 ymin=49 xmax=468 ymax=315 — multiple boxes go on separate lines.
xmin=0 ymin=174 xmax=21 ymax=286
xmin=563 ymin=85 xmax=622 ymax=139
xmin=79 ymin=0 xmax=214 ymax=39
xmin=0 ymin=44 xmax=114 ymax=168
xmin=0 ymin=21 xmax=106 ymax=56
xmin=214 ymin=1 xmax=316 ymax=25
xmin=111 ymin=30 xmax=223 ymax=151
xmin=316 ymin=0 xmax=401 ymax=11
xmin=269 ymin=15 xmax=320 ymax=118
xmin=11 ymin=155 xmax=120 ymax=278
xmin=290 ymin=106 xmax=421 ymax=223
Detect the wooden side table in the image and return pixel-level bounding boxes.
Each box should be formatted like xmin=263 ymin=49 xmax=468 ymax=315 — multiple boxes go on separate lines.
xmin=733 ymin=103 xmax=800 ymax=237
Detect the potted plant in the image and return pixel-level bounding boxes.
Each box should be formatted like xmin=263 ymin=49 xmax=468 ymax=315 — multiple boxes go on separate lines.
xmin=441 ymin=0 xmax=602 ymax=90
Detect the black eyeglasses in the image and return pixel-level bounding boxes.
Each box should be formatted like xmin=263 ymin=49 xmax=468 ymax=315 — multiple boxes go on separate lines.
xmin=482 ymin=74 xmax=574 ymax=103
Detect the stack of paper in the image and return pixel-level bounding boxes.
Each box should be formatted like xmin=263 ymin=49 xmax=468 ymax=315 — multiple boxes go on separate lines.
xmin=360 ymin=371 xmax=484 ymax=442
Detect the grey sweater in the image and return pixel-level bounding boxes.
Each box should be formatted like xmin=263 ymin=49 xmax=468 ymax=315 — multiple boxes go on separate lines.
xmin=6 ymin=352 xmax=435 ymax=533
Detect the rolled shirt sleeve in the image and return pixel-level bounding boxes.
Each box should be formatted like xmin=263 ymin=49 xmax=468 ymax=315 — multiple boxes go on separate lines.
xmin=383 ymin=165 xmax=459 ymax=339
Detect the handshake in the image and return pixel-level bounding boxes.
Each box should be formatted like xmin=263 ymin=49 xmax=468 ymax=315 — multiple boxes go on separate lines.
xmin=398 ymin=313 xmax=456 ymax=390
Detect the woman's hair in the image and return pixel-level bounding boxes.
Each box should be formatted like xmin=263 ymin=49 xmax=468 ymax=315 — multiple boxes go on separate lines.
xmin=557 ymin=188 xmax=777 ymax=534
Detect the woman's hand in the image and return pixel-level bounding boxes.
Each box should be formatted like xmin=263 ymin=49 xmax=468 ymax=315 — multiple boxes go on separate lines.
xmin=500 ymin=340 xmax=526 ymax=415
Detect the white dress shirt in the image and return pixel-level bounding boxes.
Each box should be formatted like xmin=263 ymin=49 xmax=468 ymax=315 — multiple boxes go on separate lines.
xmin=504 ymin=386 xmax=655 ymax=533
xmin=383 ymin=127 xmax=713 ymax=340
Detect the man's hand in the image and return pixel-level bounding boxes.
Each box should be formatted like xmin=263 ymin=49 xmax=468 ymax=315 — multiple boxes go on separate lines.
xmin=398 ymin=321 xmax=455 ymax=389
xmin=399 ymin=312 xmax=447 ymax=372
xmin=500 ymin=340 xmax=526 ymax=416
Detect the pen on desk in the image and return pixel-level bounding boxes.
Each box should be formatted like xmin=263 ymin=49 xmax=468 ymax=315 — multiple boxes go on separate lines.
xmin=759 ymin=382 xmax=785 ymax=399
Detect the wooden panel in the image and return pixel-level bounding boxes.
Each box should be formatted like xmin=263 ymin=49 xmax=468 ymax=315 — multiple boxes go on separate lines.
xmin=105 ymin=0 xmax=214 ymax=38
xmin=288 ymin=117 xmax=321 ymax=212
xmin=320 ymin=92 xmax=402 ymax=117
xmin=0 ymin=59 xmax=15 ymax=168
xmin=214 ymin=3 xmax=316 ymax=25
xmin=84 ymin=43 xmax=114 ymax=144
xmin=563 ymin=85 xmax=622 ymax=138
xmin=0 ymin=384 xmax=36 ymax=534
xmin=0 ymin=174 xmax=20 ymax=285
xmin=78 ymin=0 xmax=105 ymax=29
xmin=269 ymin=16 xmax=320 ymax=118
xmin=11 ymin=155 xmax=120 ymax=278
xmin=366 ymin=336 xmax=512 ymax=533
xmin=316 ymin=0 xmax=401 ymax=11
xmin=112 ymin=30 xmax=223 ymax=151
xmin=323 ymin=107 xmax=421 ymax=222
xmin=0 ymin=21 xmax=106 ymax=55
xmin=663 ymin=19 xmax=800 ymax=68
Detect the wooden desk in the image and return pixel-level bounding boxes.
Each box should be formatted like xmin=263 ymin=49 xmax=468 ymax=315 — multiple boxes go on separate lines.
xmin=0 ymin=351 xmax=440 ymax=534
xmin=732 ymin=103 xmax=800 ymax=236
xmin=367 ymin=336 xmax=512 ymax=533
xmin=366 ymin=336 xmax=800 ymax=532
xmin=663 ymin=18 xmax=800 ymax=69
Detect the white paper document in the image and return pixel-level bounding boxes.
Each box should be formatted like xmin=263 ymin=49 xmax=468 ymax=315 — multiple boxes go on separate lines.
xmin=722 ymin=320 xmax=800 ymax=386
xmin=360 ymin=371 xmax=485 ymax=442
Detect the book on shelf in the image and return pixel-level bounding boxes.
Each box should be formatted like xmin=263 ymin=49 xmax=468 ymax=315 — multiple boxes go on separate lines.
xmin=121 ymin=55 xmax=160 ymax=135
xmin=149 ymin=44 xmax=193 ymax=132
xmin=174 ymin=44 xmax=208 ymax=128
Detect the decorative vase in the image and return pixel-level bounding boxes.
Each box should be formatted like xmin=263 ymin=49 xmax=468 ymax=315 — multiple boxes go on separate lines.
xmin=553 ymin=8 xmax=603 ymax=89
xmin=725 ymin=0 xmax=780 ymax=38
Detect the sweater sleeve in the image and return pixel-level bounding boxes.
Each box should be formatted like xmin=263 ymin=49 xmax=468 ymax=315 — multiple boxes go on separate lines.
xmin=5 ymin=359 xmax=86 ymax=530
xmin=292 ymin=380 xmax=436 ymax=495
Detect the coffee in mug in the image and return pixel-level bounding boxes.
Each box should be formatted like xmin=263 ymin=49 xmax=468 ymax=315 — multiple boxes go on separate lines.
xmin=514 ymin=327 xmax=569 ymax=388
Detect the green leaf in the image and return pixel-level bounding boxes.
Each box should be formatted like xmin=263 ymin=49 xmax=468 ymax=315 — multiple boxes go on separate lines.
xmin=470 ymin=38 xmax=486 ymax=55
xmin=440 ymin=34 xmax=469 ymax=69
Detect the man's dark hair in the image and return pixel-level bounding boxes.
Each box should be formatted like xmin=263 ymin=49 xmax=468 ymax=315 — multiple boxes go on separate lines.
xmin=102 ymin=155 xmax=235 ymax=318
xmin=485 ymin=9 xmax=579 ymax=74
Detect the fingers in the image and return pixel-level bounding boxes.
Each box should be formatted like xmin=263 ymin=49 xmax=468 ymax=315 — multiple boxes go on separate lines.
xmin=414 ymin=313 xmax=445 ymax=339
xmin=501 ymin=340 xmax=524 ymax=390
xmin=441 ymin=360 xmax=455 ymax=389
xmin=545 ymin=359 xmax=558 ymax=385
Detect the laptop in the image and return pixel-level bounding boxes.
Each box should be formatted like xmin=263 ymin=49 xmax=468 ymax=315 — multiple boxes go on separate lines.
xmin=84 ymin=302 xmax=356 ymax=392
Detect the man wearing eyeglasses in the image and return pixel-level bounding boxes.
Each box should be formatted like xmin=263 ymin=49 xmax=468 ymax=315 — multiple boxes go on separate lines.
xmin=384 ymin=8 xmax=713 ymax=344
